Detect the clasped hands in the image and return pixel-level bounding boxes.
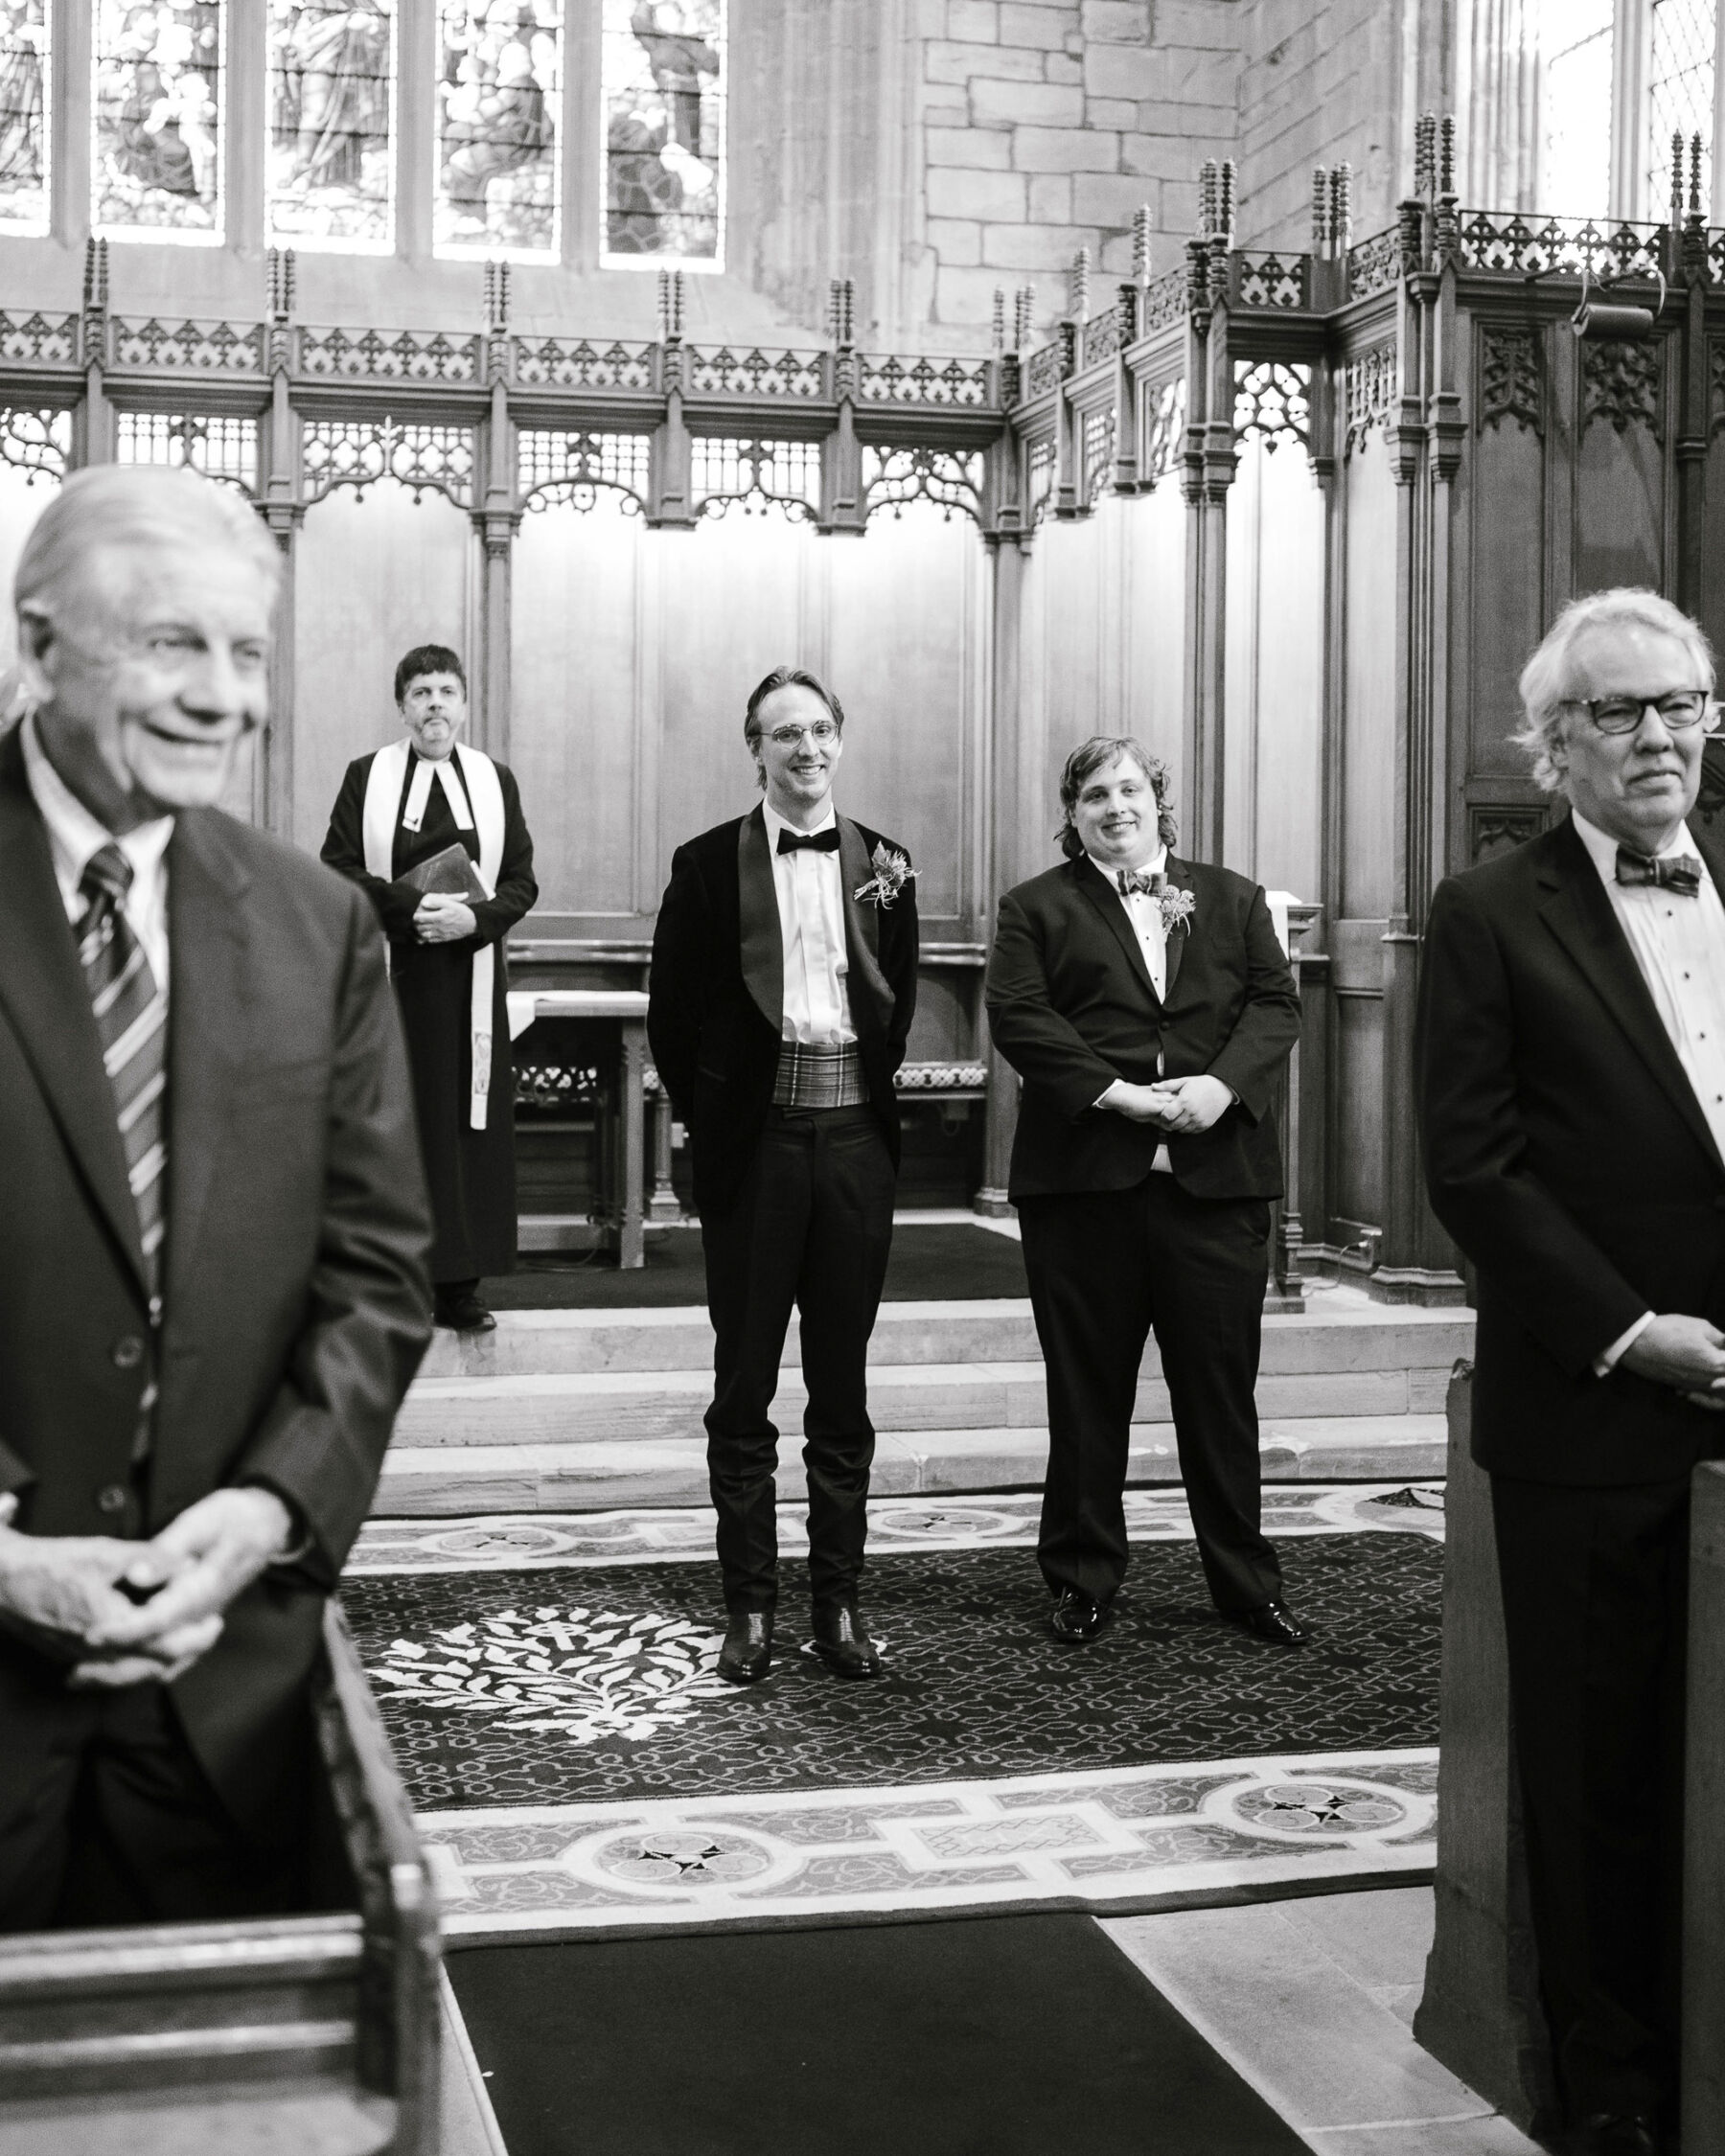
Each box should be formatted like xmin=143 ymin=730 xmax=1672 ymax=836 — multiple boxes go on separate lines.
xmin=0 ymin=1486 xmax=297 ymax=1689
xmin=414 ymin=894 xmax=477 ymax=945
xmin=1620 ymin=1314 xmax=1725 ymax=1414
xmin=1099 ymin=1073 xmax=1234 ymax=1136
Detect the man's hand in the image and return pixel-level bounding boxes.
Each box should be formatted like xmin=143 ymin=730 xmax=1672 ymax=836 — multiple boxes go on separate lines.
xmin=0 ymin=1514 xmax=151 ymax=1664
xmin=80 ymin=1488 xmax=296 ymax=1677
xmin=415 ymin=895 xmax=478 ymax=944
xmin=1620 ymin=1314 xmax=1725 ymax=1406
xmin=1144 ymin=1074 xmax=1234 ymax=1135
xmin=1098 ymin=1080 xmax=1180 ymax=1126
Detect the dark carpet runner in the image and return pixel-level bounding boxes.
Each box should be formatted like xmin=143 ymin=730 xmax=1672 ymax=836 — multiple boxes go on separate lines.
xmin=344 ymin=1534 xmax=1441 ymax=1812
xmin=449 ymin=1911 xmax=1310 ymax=2156
xmin=490 ymin=1223 xmax=1030 ymax=1307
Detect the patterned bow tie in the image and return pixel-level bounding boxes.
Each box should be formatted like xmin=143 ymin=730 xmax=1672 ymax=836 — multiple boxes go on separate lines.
xmin=777 ymin=827 xmax=840 ymax=855
xmin=1117 ymin=868 xmax=1161 ymax=899
xmin=1616 ymin=847 xmax=1702 ymax=896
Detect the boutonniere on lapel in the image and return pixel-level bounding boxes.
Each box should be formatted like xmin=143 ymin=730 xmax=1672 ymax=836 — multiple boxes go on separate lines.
xmin=855 ymin=842 xmax=918 ymax=909
xmin=1153 ymin=871 xmax=1196 ymax=935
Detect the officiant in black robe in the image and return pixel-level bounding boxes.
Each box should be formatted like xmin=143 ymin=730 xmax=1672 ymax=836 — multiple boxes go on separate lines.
xmin=321 ymin=645 xmax=538 ymax=1330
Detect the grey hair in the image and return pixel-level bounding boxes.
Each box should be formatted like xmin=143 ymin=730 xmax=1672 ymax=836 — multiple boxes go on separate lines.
xmin=1513 ymin=587 xmax=1715 ymax=792
xmin=13 ymin=465 xmax=282 ymax=633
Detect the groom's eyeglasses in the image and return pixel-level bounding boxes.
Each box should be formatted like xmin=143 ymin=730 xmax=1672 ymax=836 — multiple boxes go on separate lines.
xmin=764 ymin=720 xmax=840 ymax=747
xmin=1568 ymin=691 xmax=1720 ymax=735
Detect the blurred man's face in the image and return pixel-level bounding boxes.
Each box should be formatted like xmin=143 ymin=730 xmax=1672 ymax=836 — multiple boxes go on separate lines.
xmin=399 ymin=671 xmax=468 ymax=762
xmin=751 ymin=682 xmax=843 ymax=824
xmin=22 ymin=539 xmax=274 ymax=831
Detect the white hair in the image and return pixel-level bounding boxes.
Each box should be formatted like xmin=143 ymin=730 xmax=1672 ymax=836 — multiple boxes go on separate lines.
xmin=1513 ymin=586 xmax=1715 ymax=792
xmin=13 ymin=464 xmax=282 ymax=632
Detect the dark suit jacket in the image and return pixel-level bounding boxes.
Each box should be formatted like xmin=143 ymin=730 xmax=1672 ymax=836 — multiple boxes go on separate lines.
xmin=648 ymin=806 xmax=919 ymax=1216
xmin=1417 ymin=814 xmax=1725 ymax=1486
xmin=985 ymin=853 xmax=1300 ymax=1202
xmin=0 ymin=724 xmax=433 ymax=1835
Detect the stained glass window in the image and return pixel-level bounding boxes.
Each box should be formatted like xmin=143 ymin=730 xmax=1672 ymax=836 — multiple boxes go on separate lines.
xmin=0 ymin=3 xmax=48 ymax=236
xmin=1538 ymin=0 xmax=1612 ymax=220
xmin=267 ymin=0 xmax=396 ymax=249
xmin=93 ymin=0 xmax=223 ymax=241
xmin=435 ymin=1 xmax=562 ymax=258
xmin=603 ymin=0 xmax=724 ymax=269
xmin=1648 ymin=0 xmax=1717 ymax=217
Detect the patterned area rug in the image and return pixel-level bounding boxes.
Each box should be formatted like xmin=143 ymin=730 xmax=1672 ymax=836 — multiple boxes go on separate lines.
xmin=344 ymin=1533 xmax=1442 ymax=1810
xmin=343 ymin=1496 xmax=1446 ymax=1937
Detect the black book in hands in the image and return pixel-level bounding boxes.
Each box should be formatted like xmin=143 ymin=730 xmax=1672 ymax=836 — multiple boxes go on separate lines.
xmin=401 ymin=842 xmax=488 ymax=903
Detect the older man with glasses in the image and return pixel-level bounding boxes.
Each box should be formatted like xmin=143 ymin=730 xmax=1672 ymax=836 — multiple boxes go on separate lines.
xmin=649 ymin=667 xmax=918 ymax=1686
xmin=1417 ymin=587 xmax=1725 ymax=2156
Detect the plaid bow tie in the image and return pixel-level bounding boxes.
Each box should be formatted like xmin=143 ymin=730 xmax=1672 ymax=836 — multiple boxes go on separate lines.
xmin=1616 ymin=847 xmax=1702 ymax=896
xmin=1117 ymin=868 xmax=1160 ymax=899
xmin=777 ymin=827 xmax=840 ymax=856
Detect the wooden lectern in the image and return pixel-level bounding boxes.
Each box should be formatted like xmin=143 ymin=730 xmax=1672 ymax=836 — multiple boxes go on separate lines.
xmin=0 ymin=1605 xmax=439 ymax=2154
xmin=1418 ymin=1370 xmax=1725 ymax=2154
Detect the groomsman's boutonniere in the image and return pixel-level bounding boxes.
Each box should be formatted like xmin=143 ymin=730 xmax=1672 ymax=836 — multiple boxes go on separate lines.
xmin=855 ymin=842 xmax=918 ymax=909
xmin=1152 ymin=872 xmax=1196 ymax=936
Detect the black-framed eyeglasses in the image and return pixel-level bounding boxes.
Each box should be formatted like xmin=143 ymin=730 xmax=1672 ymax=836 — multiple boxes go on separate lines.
xmin=1566 ymin=691 xmax=1720 ymax=735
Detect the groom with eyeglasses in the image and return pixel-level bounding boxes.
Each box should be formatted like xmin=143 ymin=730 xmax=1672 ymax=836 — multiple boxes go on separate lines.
xmin=1417 ymin=589 xmax=1725 ymax=2156
xmin=649 ymin=667 xmax=918 ymax=1686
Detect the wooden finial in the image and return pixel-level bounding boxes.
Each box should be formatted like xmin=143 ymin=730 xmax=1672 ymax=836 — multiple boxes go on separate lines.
xmin=1070 ymin=245 xmax=1091 ymax=319
xmin=1690 ymin=131 xmax=1705 ymax=218
xmin=1014 ymin=285 xmax=1034 ymax=350
xmin=1132 ymin=203 xmax=1151 ymax=284
xmin=1438 ymin=113 xmax=1456 ymax=197
xmin=1199 ymin=159 xmax=1217 ymax=238
xmin=1331 ymin=162 xmax=1352 ymax=250
xmin=991 ymin=287 xmax=1004 ymax=351
xmin=1312 ymin=168 xmax=1330 ymax=253
xmin=1219 ymin=159 xmax=1236 ymax=243
xmin=1672 ymin=131 xmax=1685 ymax=228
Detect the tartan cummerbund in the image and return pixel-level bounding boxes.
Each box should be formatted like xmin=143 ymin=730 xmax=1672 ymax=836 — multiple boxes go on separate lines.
xmin=771 ymin=1039 xmax=870 ymax=1109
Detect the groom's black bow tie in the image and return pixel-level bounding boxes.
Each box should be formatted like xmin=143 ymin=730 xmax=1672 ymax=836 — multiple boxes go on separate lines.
xmin=1616 ymin=847 xmax=1702 ymax=896
xmin=1116 ymin=868 xmax=1161 ymax=899
xmin=777 ymin=827 xmax=840 ymax=855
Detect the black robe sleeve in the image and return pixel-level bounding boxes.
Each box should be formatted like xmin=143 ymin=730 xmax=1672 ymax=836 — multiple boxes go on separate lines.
xmin=320 ymin=755 xmax=423 ymax=942
xmin=467 ymin=763 xmax=539 ymax=950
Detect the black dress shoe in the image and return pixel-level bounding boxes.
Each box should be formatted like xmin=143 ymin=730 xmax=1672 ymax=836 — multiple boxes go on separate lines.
xmin=717 ymin=1607 xmax=773 ymax=1686
xmin=811 ymin=1599 xmax=883 ymax=1679
xmin=1048 ymin=1589 xmax=1112 ymax=1643
xmin=1236 ymin=1598 xmax=1308 ymax=1647
xmin=435 ymin=1294 xmax=496 ymax=1333
xmin=1561 ymin=2113 xmax=1660 ymax=2156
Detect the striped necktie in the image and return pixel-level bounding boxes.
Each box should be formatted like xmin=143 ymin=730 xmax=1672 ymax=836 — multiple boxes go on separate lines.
xmin=80 ymin=842 xmax=168 ymax=1315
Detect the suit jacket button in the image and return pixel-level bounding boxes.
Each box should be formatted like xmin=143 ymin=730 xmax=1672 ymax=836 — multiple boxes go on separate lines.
xmin=96 ymin=1484 xmax=127 ymax=1515
xmin=111 ymin=1336 xmax=145 ymax=1370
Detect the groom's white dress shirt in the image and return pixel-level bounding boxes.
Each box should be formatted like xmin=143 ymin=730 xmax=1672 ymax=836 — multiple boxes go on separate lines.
xmin=763 ymin=799 xmax=856 ymax=1046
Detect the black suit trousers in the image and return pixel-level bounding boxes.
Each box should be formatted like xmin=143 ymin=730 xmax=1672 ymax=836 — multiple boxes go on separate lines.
xmin=0 ymin=1676 xmax=323 ymax=1931
xmin=701 ymin=1105 xmax=896 ymax=1609
xmin=1019 ymin=1174 xmax=1282 ymax=1613
xmin=1491 ymin=1472 xmax=1695 ymax=2120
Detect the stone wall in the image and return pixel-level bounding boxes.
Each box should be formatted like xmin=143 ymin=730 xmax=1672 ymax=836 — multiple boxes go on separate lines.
xmin=910 ymin=0 xmax=1243 ymax=335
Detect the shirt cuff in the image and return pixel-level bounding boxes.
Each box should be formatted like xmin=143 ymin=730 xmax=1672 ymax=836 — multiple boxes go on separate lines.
xmin=1594 ymin=1310 xmax=1655 ymax=1378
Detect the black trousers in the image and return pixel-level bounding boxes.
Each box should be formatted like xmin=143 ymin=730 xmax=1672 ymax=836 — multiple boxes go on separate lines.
xmin=0 ymin=1677 xmax=317 ymax=1932
xmin=1018 ymin=1174 xmax=1282 ymax=1614
xmin=700 ymin=1105 xmax=896 ymax=1610
xmin=1492 ymin=1472 xmax=1695 ymax=2122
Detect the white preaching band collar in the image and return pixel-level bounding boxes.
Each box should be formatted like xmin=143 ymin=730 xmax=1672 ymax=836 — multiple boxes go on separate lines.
xmin=359 ymin=738 xmax=506 ymax=1131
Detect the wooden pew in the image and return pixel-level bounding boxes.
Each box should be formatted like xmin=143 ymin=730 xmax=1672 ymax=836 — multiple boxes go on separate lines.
xmin=0 ymin=1606 xmax=439 ymax=2154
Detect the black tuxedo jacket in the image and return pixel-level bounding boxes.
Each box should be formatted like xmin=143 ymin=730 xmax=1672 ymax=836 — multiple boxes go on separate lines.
xmin=1417 ymin=814 xmax=1725 ymax=1486
xmin=985 ymin=852 xmax=1300 ymax=1203
xmin=0 ymin=724 xmax=433 ymax=1835
xmin=648 ymin=806 xmax=919 ymax=1216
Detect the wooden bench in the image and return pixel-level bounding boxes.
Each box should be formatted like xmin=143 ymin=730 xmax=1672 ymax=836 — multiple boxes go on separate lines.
xmin=0 ymin=1606 xmax=440 ymax=2155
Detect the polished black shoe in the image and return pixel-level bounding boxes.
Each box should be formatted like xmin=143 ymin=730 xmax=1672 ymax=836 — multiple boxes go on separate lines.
xmin=435 ymin=1294 xmax=496 ymax=1333
xmin=1554 ymin=2115 xmax=1660 ymax=2156
xmin=811 ymin=1599 xmax=883 ymax=1679
xmin=717 ymin=1607 xmax=773 ymax=1686
xmin=1236 ymin=1598 xmax=1308 ymax=1647
xmin=1048 ymin=1589 xmax=1112 ymax=1643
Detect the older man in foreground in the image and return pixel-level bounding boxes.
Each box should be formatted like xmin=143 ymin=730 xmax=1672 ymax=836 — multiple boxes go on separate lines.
xmin=0 ymin=465 xmax=431 ymax=1927
xmin=1417 ymin=588 xmax=1725 ymax=2156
